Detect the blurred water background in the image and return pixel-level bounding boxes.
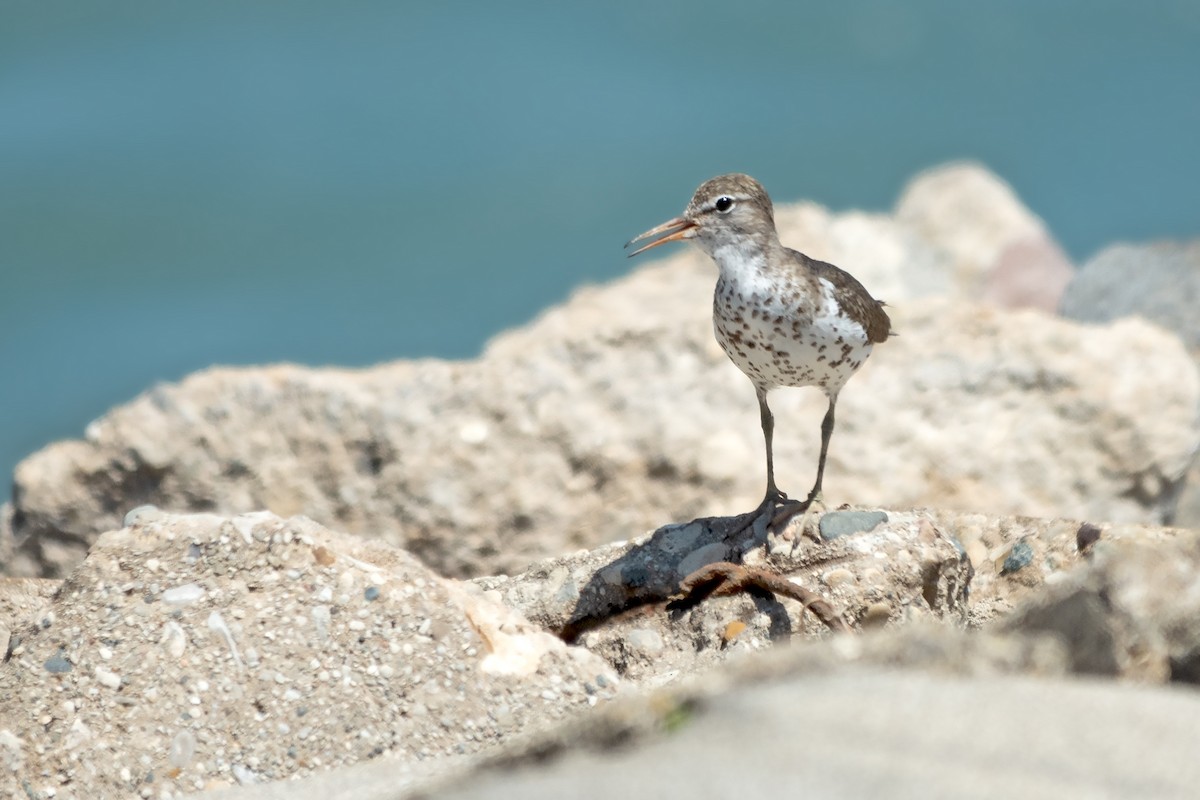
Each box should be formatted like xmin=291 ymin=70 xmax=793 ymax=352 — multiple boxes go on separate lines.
xmin=3 ymin=1 xmax=1199 ymax=504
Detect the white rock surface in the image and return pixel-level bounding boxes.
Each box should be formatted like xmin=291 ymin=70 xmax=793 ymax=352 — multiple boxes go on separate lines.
xmin=0 ymin=512 xmax=616 ymax=799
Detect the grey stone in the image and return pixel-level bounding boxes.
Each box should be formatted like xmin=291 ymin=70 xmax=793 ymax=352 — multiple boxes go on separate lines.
xmin=1060 ymin=241 xmax=1200 ymax=352
xmin=674 ymin=542 xmax=729 ymax=579
xmin=818 ymin=510 xmax=888 ymax=540
xmin=43 ymin=650 xmax=71 ymax=674
xmin=414 ymin=672 xmax=1200 ymax=800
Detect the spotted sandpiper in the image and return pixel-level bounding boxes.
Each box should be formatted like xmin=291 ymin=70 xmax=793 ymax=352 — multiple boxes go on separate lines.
xmin=627 ymin=173 xmax=891 ymax=525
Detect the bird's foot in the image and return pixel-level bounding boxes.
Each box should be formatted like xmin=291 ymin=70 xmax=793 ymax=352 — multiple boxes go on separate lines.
xmin=769 ymin=490 xmax=825 ymax=536
xmin=724 ymin=491 xmax=790 ymax=541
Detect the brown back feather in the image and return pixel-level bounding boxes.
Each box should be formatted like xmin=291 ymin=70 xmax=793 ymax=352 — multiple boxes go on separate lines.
xmin=795 ymin=251 xmax=892 ymax=344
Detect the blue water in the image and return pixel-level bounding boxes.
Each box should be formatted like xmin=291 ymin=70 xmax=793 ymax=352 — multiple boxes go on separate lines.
xmin=3 ymin=2 xmax=1199 ymax=505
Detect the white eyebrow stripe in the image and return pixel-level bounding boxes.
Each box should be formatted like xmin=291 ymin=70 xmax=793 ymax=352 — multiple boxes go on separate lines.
xmin=708 ymin=193 xmax=751 ymax=209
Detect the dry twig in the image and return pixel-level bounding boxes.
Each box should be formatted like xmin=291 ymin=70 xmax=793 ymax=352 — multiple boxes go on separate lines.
xmin=672 ymin=561 xmax=850 ymax=633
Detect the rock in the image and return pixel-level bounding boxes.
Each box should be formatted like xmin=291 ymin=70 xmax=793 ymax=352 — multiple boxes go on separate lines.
xmin=1060 ymin=240 xmax=1200 ymax=528
xmin=818 ymin=509 xmax=888 ymax=540
xmin=0 ymin=575 xmax=58 ymax=661
xmin=0 ymin=512 xmax=617 ymax=799
xmin=7 ymin=166 xmax=1195 ymax=582
xmin=406 ymin=670 xmax=1200 ymax=800
xmin=999 ymin=529 xmax=1200 ymax=682
xmin=624 ymin=629 xmax=664 ymax=659
xmin=10 ymin=298 xmax=1197 ymax=584
xmin=42 ymin=650 xmax=71 ymax=674
xmin=206 ymin=620 xmax=1194 ymax=800
xmin=0 ymin=503 xmax=12 ymax=573
xmin=895 ymin=161 xmax=1073 ymax=307
xmin=980 ymin=233 xmax=1075 ymax=312
xmin=475 ymin=508 xmax=972 ymax=683
xmin=1060 ymin=241 xmax=1200 ymax=352
xmin=924 ymin=510 xmax=1190 ymax=627
xmin=773 ymin=162 xmax=1073 ymax=308
xmin=999 ymin=539 xmax=1034 ymax=574
xmin=5 ymin=506 xmax=1200 ymax=800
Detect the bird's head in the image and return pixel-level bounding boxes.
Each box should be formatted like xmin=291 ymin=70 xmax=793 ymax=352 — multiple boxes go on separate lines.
xmin=626 ymin=173 xmax=777 ymax=258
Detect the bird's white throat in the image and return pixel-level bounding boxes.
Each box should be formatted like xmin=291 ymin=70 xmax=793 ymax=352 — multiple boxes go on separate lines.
xmin=706 ymin=239 xmax=774 ymax=285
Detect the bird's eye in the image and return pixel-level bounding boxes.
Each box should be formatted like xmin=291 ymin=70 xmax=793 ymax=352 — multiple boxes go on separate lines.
xmin=714 ymin=196 xmax=734 ymax=213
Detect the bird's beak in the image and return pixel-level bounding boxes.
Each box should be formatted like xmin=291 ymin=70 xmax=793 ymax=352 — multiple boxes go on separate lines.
xmin=625 ymin=216 xmax=697 ymax=257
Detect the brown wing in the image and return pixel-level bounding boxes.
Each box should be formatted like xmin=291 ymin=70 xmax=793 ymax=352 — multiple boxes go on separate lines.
xmin=795 ymin=250 xmax=892 ymax=344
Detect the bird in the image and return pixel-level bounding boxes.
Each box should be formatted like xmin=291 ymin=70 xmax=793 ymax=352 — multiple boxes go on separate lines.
xmin=626 ymin=173 xmax=891 ymax=526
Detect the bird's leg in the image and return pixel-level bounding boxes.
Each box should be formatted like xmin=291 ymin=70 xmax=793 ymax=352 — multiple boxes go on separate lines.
xmin=771 ymin=394 xmax=837 ymax=532
xmin=724 ymin=386 xmax=793 ymax=543
xmin=808 ymin=393 xmax=837 ymax=506
xmin=748 ymin=383 xmax=806 ymax=527
xmin=756 ymin=386 xmax=789 ymax=512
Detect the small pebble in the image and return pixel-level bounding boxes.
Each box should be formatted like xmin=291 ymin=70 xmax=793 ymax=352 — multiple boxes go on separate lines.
xmin=94 ymin=667 xmax=121 ymax=690
xmin=676 ymin=543 xmax=728 ymax=579
xmin=721 ymin=620 xmax=747 ymax=644
xmin=1076 ymin=523 xmax=1102 ymax=553
xmin=312 ymin=606 xmax=332 ymax=643
xmin=1001 ymin=540 xmax=1035 ymax=574
xmin=162 ymin=584 xmax=206 ymax=606
xmin=626 ymin=629 xmax=664 ymax=658
xmin=207 ymin=611 xmax=244 ymax=670
xmin=862 ymin=602 xmax=892 ymax=627
xmin=364 ymin=586 xmax=380 ymax=602
xmin=44 ymin=651 xmax=72 ymax=674
xmin=821 ymin=568 xmax=855 ymax=588
xmin=123 ymin=505 xmax=159 ymax=528
xmin=819 ymin=510 xmax=888 ymax=540
xmin=168 ymin=731 xmax=196 ymax=769
xmin=231 ymin=764 xmax=257 ymax=785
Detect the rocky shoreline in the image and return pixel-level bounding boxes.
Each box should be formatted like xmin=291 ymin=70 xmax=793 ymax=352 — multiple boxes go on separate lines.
xmin=2 ymin=162 xmax=1199 ymax=798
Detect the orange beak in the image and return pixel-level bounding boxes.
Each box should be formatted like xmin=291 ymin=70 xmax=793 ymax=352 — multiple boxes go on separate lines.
xmin=625 ymin=216 xmax=697 ymax=257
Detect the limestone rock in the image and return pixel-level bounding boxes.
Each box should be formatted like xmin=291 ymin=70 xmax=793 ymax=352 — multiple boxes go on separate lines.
xmin=1060 ymin=241 xmax=1200 ymax=352
xmin=895 ymin=161 xmax=1074 ymax=308
xmin=475 ymin=507 xmax=972 ymax=682
xmin=1060 ymin=240 xmax=1200 ymax=527
xmin=999 ymin=529 xmax=1200 ymax=682
xmin=0 ymin=575 xmax=58 ymax=664
xmin=5 ymin=507 xmax=1200 ymax=800
xmin=7 ymin=166 xmax=1196 ymax=581
xmin=201 ymin=610 xmax=1197 ymax=800
xmin=407 ymin=670 xmax=1200 ymax=800
xmin=0 ymin=512 xmax=616 ymax=799
xmin=923 ymin=511 xmax=1190 ymax=626
xmin=0 ymin=502 xmax=12 ymax=577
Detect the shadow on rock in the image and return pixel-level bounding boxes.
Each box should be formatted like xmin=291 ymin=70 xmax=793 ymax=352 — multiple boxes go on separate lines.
xmin=557 ymin=510 xmax=772 ymax=642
